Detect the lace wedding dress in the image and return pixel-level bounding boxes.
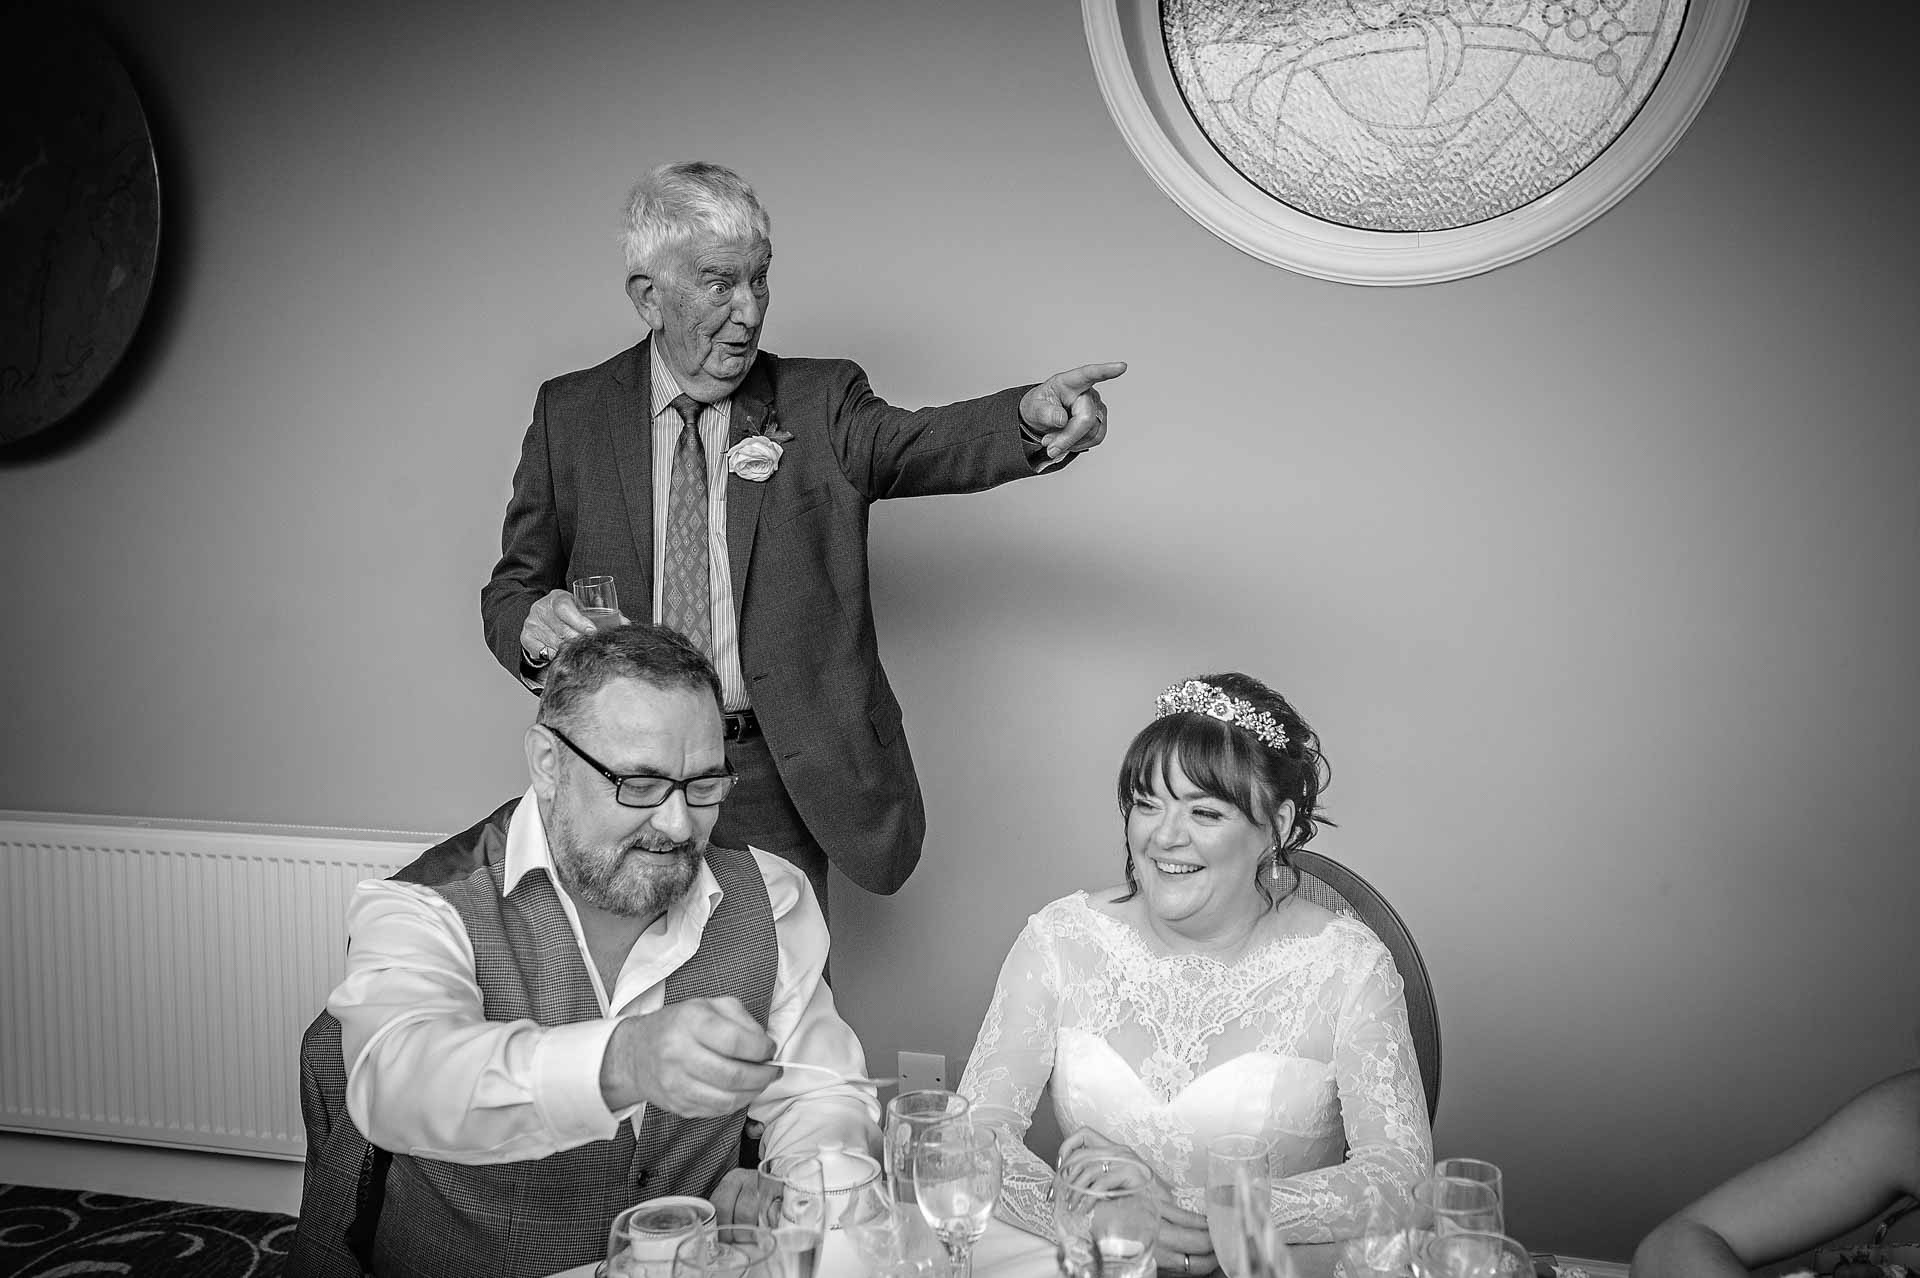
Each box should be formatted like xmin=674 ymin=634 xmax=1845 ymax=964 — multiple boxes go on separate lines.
xmin=957 ymin=892 xmax=1432 ymax=1243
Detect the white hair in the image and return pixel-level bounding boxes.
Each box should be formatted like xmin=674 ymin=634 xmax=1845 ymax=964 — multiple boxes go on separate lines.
xmin=620 ymin=162 xmax=772 ymax=275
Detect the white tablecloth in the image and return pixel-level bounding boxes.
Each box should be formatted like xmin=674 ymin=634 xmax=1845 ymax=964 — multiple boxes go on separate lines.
xmin=549 ymin=1220 xmax=1349 ymax=1278
xmin=550 ymin=1218 xmax=1060 ymax=1278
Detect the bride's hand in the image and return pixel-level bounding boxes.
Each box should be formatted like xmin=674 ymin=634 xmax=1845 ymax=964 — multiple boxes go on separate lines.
xmin=1056 ymin=1130 xmax=1217 ymax=1276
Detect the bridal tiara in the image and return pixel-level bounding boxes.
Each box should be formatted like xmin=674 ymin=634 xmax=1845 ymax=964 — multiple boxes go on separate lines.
xmin=1153 ymin=679 xmax=1289 ymax=753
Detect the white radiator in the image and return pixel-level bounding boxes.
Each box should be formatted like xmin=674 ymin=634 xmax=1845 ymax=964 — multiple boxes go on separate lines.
xmin=0 ymin=812 xmax=435 ymax=1159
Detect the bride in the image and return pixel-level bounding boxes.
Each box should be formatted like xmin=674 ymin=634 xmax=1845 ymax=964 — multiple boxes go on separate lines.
xmin=957 ymin=674 xmax=1432 ymax=1275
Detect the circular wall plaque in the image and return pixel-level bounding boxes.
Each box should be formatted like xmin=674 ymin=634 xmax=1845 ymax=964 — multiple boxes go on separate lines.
xmin=1 ymin=18 xmax=162 ymax=444
xmin=1083 ymin=0 xmax=1746 ymax=284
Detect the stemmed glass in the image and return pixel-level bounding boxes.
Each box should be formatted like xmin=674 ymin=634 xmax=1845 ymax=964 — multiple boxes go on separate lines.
xmin=912 ymin=1120 xmax=1002 ymax=1278
xmin=758 ymin=1152 xmax=827 ymax=1278
xmin=674 ymin=1225 xmax=777 ymax=1278
xmin=1051 ymin=1148 xmax=1160 ymax=1278
xmin=885 ymin=1090 xmax=971 ymax=1210
xmin=1206 ymin=1134 xmax=1275 ymax=1278
xmin=1413 ymin=1231 xmax=1532 ymax=1278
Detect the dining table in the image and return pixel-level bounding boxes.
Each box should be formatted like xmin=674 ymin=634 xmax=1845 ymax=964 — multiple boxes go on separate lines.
xmin=548 ymin=1217 xmax=1348 ymax=1278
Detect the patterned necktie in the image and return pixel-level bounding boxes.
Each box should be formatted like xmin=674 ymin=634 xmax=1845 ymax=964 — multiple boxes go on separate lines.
xmin=660 ymin=394 xmax=712 ymax=657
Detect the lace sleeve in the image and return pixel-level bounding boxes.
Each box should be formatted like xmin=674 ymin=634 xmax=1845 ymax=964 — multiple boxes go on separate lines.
xmin=1269 ymin=941 xmax=1433 ymax=1242
xmin=957 ymin=915 xmax=1061 ymax=1239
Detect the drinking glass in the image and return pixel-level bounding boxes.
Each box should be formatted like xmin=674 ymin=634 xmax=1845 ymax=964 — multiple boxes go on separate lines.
xmin=1051 ymin=1148 xmax=1159 ymax=1278
xmin=1207 ymin=1134 xmax=1274 ymax=1278
xmin=1336 ymin=1185 xmax=1414 ymax=1278
xmin=758 ymin=1152 xmax=827 ymax=1278
xmin=843 ymin=1183 xmax=942 ymax=1278
xmin=1431 ymin=1160 xmax=1503 ymax=1217
xmin=605 ymin=1197 xmax=715 ymax=1278
xmin=817 ymin=1149 xmax=886 ymax=1230
xmin=1407 ymin=1177 xmax=1503 ymax=1276
xmin=1413 ymin=1231 xmax=1531 ymax=1278
xmin=674 ymin=1225 xmax=778 ymax=1278
xmin=572 ymin=575 xmax=622 ymax=630
xmin=912 ymin=1121 xmax=1002 ymax=1278
xmin=885 ymin=1089 xmax=971 ymax=1210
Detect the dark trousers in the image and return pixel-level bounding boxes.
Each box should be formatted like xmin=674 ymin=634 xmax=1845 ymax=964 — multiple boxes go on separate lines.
xmin=709 ymin=733 xmax=831 ymax=923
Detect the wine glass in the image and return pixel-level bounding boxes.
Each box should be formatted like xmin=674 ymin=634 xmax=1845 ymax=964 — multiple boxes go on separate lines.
xmin=1051 ymin=1148 xmax=1160 ymax=1278
xmin=1431 ymin=1160 xmax=1503 ymax=1219
xmin=1413 ymin=1231 xmax=1532 ymax=1278
xmin=885 ymin=1089 xmax=971 ymax=1210
xmin=912 ymin=1120 xmax=1002 ymax=1278
xmin=673 ymin=1225 xmax=777 ymax=1278
xmin=572 ymin=575 xmax=622 ymax=630
xmin=758 ymin=1152 xmax=827 ymax=1278
xmin=1407 ymin=1177 xmax=1502 ymax=1276
xmin=605 ymin=1197 xmax=716 ymax=1278
xmin=1207 ymin=1134 xmax=1274 ymax=1278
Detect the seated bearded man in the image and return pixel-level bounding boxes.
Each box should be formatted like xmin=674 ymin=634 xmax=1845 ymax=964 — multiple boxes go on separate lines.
xmin=314 ymin=623 xmax=879 ymax=1278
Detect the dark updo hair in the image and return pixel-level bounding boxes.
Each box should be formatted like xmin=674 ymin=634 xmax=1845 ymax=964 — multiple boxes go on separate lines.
xmin=1114 ymin=672 xmax=1333 ymax=909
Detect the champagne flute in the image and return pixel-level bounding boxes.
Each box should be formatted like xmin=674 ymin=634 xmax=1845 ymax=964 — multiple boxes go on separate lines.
xmin=885 ymin=1089 xmax=970 ymax=1210
xmin=912 ymin=1120 xmax=1001 ymax=1278
xmin=1414 ymin=1230 xmax=1531 ymax=1278
xmin=1207 ymin=1134 xmax=1274 ymax=1278
xmin=1051 ymin=1148 xmax=1159 ymax=1278
xmin=758 ymin=1152 xmax=827 ymax=1278
xmin=605 ymin=1198 xmax=715 ymax=1278
xmin=572 ymin=575 xmax=622 ymax=630
xmin=674 ymin=1225 xmax=777 ymax=1278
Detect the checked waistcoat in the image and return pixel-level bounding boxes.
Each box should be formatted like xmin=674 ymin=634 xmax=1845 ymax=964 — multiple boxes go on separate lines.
xmin=365 ymin=844 xmax=777 ymax=1278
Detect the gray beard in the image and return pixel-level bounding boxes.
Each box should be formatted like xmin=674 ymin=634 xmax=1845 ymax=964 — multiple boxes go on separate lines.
xmin=548 ymin=802 xmax=704 ymax=919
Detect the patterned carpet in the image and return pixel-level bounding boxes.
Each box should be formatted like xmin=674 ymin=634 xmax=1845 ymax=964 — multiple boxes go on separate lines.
xmin=0 ymin=1183 xmax=292 ymax=1277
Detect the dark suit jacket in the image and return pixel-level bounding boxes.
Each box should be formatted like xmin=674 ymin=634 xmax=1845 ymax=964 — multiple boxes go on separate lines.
xmin=481 ymin=339 xmax=1051 ymax=893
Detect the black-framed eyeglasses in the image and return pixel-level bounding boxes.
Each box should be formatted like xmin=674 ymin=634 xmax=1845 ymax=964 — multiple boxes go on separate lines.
xmin=545 ymin=725 xmax=738 ymax=809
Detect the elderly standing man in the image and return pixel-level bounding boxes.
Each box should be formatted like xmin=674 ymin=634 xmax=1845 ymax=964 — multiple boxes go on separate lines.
xmin=481 ymin=160 xmax=1124 ymax=907
xmin=297 ymin=623 xmax=877 ymax=1278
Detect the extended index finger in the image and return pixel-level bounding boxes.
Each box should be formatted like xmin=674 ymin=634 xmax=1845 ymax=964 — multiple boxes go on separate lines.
xmin=1049 ymin=360 xmax=1128 ymax=400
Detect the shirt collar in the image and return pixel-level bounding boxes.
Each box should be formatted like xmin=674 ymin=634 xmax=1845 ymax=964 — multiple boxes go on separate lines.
xmin=503 ymin=786 xmax=725 ymax=929
xmin=650 ymin=344 xmax=732 ymax=420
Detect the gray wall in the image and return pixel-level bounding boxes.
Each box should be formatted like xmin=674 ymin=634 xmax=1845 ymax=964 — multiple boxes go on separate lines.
xmin=3 ymin=0 xmax=1916 ymax=1261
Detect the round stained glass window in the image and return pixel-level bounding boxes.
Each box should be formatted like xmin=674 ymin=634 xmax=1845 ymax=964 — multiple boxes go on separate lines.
xmin=1084 ymin=0 xmax=1747 ymax=283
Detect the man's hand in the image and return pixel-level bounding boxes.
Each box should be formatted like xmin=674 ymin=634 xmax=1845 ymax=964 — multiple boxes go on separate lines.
xmin=1019 ymin=362 xmax=1127 ymax=461
xmin=520 ymin=588 xmax=625 ymax=666
xmin=1059 ymin=1127 xmax=1216 ymax=1277
xmin=600 ymin=996 xmax=779 ymax=1119
xmin=711 ymin=1168 xmax=778 ymax=1227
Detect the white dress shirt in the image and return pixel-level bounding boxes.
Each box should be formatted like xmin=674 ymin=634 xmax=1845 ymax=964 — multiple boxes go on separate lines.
xmin=328 ymin=790 xmax=879 ymax=1164
xmin=649 ymin=347 xmax=749 ymax=712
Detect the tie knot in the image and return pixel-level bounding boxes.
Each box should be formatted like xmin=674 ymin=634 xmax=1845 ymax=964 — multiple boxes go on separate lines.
xmin=669 ymin=394 xmax=702 ymax=430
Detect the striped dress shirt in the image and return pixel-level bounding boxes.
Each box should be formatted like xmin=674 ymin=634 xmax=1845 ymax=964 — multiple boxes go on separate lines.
xmin=649 ymin=346 xmax=748 ymax=711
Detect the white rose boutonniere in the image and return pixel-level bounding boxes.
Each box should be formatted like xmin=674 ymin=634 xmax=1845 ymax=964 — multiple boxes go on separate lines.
xmin=725 ymin=408 xmax=793 ymax=483
xmin=725 ymin=434 xmax=783 ymax=482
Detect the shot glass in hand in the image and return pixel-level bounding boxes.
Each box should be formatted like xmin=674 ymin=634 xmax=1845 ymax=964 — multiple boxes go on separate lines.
xmin=572 ymin=575 xmax=623 ymax=630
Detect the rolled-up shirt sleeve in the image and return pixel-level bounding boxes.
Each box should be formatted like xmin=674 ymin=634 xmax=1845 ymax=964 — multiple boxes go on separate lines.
xmin=329 ymin=879 xmax=630 ymax=1162
xmin=328 ymin=854 xmax=879 ymax=1167
xmin=749 ymin=851 xmax=882 ymax=1158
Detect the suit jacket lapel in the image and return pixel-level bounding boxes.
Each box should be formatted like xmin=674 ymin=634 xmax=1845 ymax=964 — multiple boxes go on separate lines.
xmin=608 ymin=339 xmax=655 ymax=586
xmin=724 ymin=356 xmax=775 ymax=623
